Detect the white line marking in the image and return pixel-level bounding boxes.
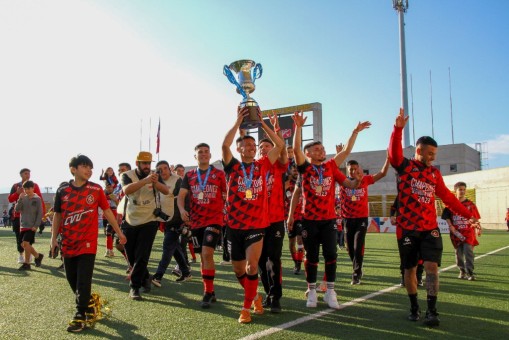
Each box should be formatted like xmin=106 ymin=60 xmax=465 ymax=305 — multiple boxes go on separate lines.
xmin=240 ymin=245 xmax=509 ymax=340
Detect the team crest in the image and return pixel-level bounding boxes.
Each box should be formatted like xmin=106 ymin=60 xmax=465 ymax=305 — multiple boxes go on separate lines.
xmin=86 ymin=194 xmax=95 ymax=205
xmin=301 ymin=230 xmax=308 ymax=239
xmin=403 ymin=237 xmax=411 ymax=246
xmin=206 ymin=234 xmax=213 ymax=242
xmin=431 ymin=230 xmax=440 ymax=238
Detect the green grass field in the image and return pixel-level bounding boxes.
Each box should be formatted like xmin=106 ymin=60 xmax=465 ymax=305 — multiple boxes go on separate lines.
xmin=0 ymin=228 xmax=508 ymax=339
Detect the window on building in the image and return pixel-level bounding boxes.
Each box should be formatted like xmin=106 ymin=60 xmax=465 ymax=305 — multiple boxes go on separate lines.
xmin=450 ymin=164 xmax=457 ymax=172
xmin=363 ymin=169 xmax=369 ymax=175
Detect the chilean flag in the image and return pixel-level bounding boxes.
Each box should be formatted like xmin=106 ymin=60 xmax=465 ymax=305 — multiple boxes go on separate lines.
xmin=156 ymin=118 xmax=161 ymax=154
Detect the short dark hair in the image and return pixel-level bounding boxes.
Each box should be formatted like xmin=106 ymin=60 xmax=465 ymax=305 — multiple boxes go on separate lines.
xmin=195 ymin=143 xmax=210 ymax=151
xmin=347 ymin=160 xmax=359 ymax=166
xmin=258 ymin=138 xmax=273 ymax=147
xmin=303 ymin=141 xmax=322 ymax=152
xmin=237 ymin=135 xmax=256 ymax=146
xmin=22 ymin=180 xmax=34 ymax=189
xmin=19 ymin=168 xmax=30 ymax=175
xmin=156 ymin=160 xmax=170 ymax=168
xmin=454 ymin=181 xmax=467 ymax=190
xmin=118 ymin=162 xmax=131 ymax=170
xmin=69 ymin=154 xmax=93 ymax=169
xmin=416 ymin=136 xmax=438 ymax=148
xmin=286 ymin=145 xmax=293 ymax=149
xmin=174 ymin=164 xmax=185 ymax=170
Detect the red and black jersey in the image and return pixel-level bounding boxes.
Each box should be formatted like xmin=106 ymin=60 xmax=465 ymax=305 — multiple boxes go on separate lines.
xmin=442 ymin=199 xmax=480 ymax=246
xmin=181 ymin=166 xmax=226 ymax=229
xmin=297 ymin=159 xmax=346 ymax=221
xmin=266 ymin=159 xmax=288 ymax=223
xmin=340 ymin=175 xmax=374 ymax=218
xmin=284 ymin=176 xmax=303 ymax=221
xmin=53 ymin=180 xmax=109 ymax=257
xmin=335 ymin=196 xmax=343 ymax=230
xmin=389 ymin=126 xmax=473 ymax=231
xmin=223 ymin=157 xmax=271 ymax=230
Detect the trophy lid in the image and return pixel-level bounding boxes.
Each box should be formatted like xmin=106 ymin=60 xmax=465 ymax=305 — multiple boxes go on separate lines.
xmin=229 ymin=60 xmax=256 ymax=73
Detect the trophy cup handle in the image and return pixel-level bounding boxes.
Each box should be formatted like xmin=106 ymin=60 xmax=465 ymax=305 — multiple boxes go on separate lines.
xmin=253 ymin=63 xmax=263 ymax=83
xmin=223 ymin=65 xmax=247 ymax=98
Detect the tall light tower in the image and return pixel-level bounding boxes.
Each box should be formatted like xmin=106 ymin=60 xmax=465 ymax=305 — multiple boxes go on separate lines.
xmin=393 ymin=0 xmax=411 ymax=147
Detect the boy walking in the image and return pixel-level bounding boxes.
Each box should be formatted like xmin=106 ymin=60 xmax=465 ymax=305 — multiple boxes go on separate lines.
xmin=51 ymin=155 xmax=126 ymax=332
xmin=15 ymin=180 xmax=44 ymax=270
xmin=442 ymin=182 xmax=481 ymax=280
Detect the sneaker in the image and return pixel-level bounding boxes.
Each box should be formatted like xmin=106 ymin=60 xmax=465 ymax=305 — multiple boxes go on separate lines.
xmin=67 ymin=315 xmax=86 ymax=333
xmin=350 ymin=273 xmax=361 ymax=285
xmin=151 ymin=276 xmax=162 ymax=288
xmin=458 ymin=271 xmax=467 ymax=279
xmin=253 ymin=294 xmax=264 ymax=315
xmin=262 ymin=295 xmax=272 ymax=308
xmin=323 ymin=290 xmax=340 ymax=309
xmin=108 ymin=250 xmax=114 ymax=257
xmin=172 ymin=268 xmax=182 ymax=277
xmin=129 ymin=288 xmax=142 ymax=301
xmin=57 ymin=263 xmax=65 ymax=271
xmin=17 ymin=254 xmax=24 ymax=264
xmin=238 ymin=309 xmax=252 ymax=324
xmin=306 ymin=289 xmax=318 ymax=308
xmin=175 ymin=273 xmax=192 ymax=282
xmin=200 ymin=292 xmax=215 ymax=309
xmin=142 ymin=277 xmax=152 ymax=293
xmin=34 ymin=254 xmax=44 ymax=267
xmin=417 ymin=279 xmax=424 ymax=287
xmin=468 ymin=275 xmax=476 ymax=281
xmin=293 ymin=262 xmax=302 ymax=275
xmin=408 ymin=307 xmax=421 ymax=321
xmin=424 ymin=310 xmax=440 ymax=327
xmin=270 ymin=298 xmax=282 ymax=313
xmin=18 ymin=263 xmax=31 ymax=270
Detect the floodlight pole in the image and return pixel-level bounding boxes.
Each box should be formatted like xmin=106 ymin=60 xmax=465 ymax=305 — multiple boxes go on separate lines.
xmin=393 ymin=0 xmax=411 ymax=147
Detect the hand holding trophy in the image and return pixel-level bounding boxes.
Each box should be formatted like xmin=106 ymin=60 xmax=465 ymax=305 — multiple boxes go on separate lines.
xmin=223 ymin=59 xmax=263 ymax=129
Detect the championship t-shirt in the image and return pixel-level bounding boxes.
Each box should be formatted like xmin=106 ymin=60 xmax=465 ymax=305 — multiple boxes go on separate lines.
xmin=442 ymin=199 xmax=480 ymax=246
xmin=297 ymin=158 xmax=347 ymax=221
xmin=223 ymin=157 xmax=271 ymax=229
xmin=389 ymin=126 xmax=473 ymax=231
xmin=181 ymin=165 xmax=226 ymax=229
xmin=265 ymin=159 xmax=288 ymax=224
xmin=340 ymin=175 xmax=374 ymax=218
xmin=53 ymin=181 xmax=109 ymax=257
xmin=284 ymin=177 xmax=303 ymax=221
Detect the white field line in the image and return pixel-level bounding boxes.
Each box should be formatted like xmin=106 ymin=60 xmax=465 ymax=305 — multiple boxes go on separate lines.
xmin=239 ymin=245 xmax=509 ymax=340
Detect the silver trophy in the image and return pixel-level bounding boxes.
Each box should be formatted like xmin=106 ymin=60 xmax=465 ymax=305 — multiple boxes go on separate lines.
xmin=223 ymin=59 xmax=263 ymax=129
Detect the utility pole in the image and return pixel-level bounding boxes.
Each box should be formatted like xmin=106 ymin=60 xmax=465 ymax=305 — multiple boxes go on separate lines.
xmin=393 ymin=0 xmax=411 ymax=147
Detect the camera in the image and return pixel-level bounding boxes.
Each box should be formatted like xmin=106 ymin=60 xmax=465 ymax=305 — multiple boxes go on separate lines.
xmin=49 ymin=245 xmax=60 ymax=259
xmin=178 ymin=224 xmax=192 ymax=238
xmin=153 ymin=208 xmax=170 ymax=221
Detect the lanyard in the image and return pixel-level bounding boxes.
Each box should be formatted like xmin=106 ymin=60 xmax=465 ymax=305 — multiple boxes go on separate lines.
xmin=312 ymin=164 xmax=323 ymax=185
xmin=240 ymin=162 xmax=255 ymax=189
xmin=196 ymin=166 xmax=212 ymax=192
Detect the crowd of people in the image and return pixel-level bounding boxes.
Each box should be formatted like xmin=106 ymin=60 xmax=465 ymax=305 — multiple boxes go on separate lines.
xmin=6 ymin=107 xmax=486 ymax=332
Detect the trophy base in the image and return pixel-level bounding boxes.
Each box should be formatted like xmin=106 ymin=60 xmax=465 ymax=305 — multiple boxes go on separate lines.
xmin=239 ymin=98 xmax=261 ymax=129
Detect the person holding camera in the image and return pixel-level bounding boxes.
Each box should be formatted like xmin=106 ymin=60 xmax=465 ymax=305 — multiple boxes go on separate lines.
xmin=120 ymin=151 xmax=169 ymax=301
xmin=178 ymin=143 xmax=227 ymax=309
xmin=151 ymin=160 xmax=192 ymax=287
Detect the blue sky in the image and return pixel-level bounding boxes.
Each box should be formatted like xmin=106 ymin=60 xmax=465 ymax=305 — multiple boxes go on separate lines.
xmin=1 ymin=0 xmax=508 ymax=193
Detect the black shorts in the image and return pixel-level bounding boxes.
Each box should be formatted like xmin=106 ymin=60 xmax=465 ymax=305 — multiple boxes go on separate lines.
xmin=191 ymin=224 xmax=222 ymax=254
xmin=20 ymin=230 xmax=35 ymax=244
xmin=401 ymin=228 xmax=443 ymax=269
xmin=287 ymin=220 xmax=303 ymax=238
xmin=227 ymin=226 xmax=264 ymax=261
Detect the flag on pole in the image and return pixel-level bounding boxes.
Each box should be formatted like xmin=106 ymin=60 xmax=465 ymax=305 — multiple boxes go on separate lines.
xmin=156 ymin=118 xmax=161 ymax=155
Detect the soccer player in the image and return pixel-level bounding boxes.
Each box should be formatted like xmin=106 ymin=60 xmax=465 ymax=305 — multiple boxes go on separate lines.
xmin=178 ymin=143 xmax=227 ymax=308
xmin=284 ymin=164 xmax=305 ymax=275
xmin=290 ymin=111 xmax=370 ymax=309
xmin=442 ymin=182 xmax=481 ymax=281
xmin=51 ymin=155 xmax=127 ymax=332
xmin=340 ymin=156 xmax=389 ymax=284
xmin=222 ymin=106 xmax=284 ymax=323
xmin=389 ymin=108 xmax=479 ymax=327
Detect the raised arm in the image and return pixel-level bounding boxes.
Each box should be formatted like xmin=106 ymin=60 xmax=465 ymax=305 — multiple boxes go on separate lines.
xmin=292 ymin=111 xmax=307 ymax=166
xmin=334 ymin=121 xmax=371 ymax=168
xmin=389 ymin=108 xmax=409 ymax=168
xmin=263 ymin=111 xmax=285 ymax=165
xmin=268 ymin=111 xmax=288 ymax=165
xmin=372 ymin=153 xmax=390 ymax=183
xmin=222 ymin=107 xmax=246 ymax=166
